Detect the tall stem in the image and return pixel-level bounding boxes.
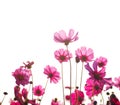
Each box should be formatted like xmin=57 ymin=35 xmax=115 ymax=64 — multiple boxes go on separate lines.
xmin=80 ymin=62 xmax=84 ymax=90
xmin=40 ymin=79 xmax=49 ymax=104
xmin=101 ymin=93 xmax=104 ymax=105
xmin=75 ymin=63 xmax=78 ymax=88
xmin=66 ymin=45 xmax=72 ymax=105
xmin=61 ymin=63 xmax=65 ymax=105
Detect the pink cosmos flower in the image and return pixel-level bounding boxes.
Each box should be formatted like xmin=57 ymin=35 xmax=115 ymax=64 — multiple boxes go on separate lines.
xmin=12 ymin=67 xmax=31 ymax=86
xmin=54 ymin=29 xmax=78 ymax=45
xmin=84 ymin=78 xmax=104 ymax=97
xmin=33 ymin=85 xmax=45 ymax=96
xmin=75 ymin=47 xmax=94 ymax=62
xmin=113 ymin=76 xmax=120 ymax=90
xmin=70 ymin=89 xmax=84 ymax=105
xmin=10 ymin=100 xmax=21 ymax=105
xmin=54 ymin=49 xmax=72 ymax=63
xmin=51 ymin=98 xmax=62 ymax=105
xmin=44 ymin=65 xmax=60 ymax=83
xmin=95 ymin=56 xmax=107 ymax=68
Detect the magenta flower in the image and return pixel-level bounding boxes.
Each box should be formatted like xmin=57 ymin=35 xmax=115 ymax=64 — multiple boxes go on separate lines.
xmin=51 ymin=98 xmax=62 ymax=105
xmin=10 ymin=100 xmax=21 ymax=105
xmin=54 ymin=29 xmax=78 ymax=45
xmin=33 ymin=85 xmax=45 ymax=96
xmin=70 ymin=89 xmax=84 ymax=105
xmin=95 ymin=56 xmax=107 ymax=68
xmin=113 ymin=76 xmax=120 ymax=90
xmin=12 ymin=67 xmax=31 ymax=86
xmin=44 ymin=65 xmax=60 ymax=83
xmin=54 ymin=49 xmax=72 ymax=63
xmin=75 ymin=47 xmax=94 ymax=63
xmin=84 ymin=78 xmax=104 ymax=97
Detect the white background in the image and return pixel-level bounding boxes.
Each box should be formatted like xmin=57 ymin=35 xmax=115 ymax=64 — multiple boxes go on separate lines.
xmin=0 ymin=0 xmax=120 ymax=104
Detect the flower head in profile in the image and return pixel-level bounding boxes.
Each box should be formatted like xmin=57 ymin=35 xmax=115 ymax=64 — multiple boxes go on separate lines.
xmin=75 ymin=47 xmax=94 ymax=63
xmin=33 ymin=85 xmax=45 ymax=96
xmin=44 ymin=65 xmax=60 ymax=83
xmin=12 ymin=67 xmax=31 ymax=86
xmin=113 ymin=76 xmax=120 ymax=90
xmin=54 ymin=29 xmax=78 ymax=45
xmin=84 ymin=78 xmax=104 ymax=97
xmin=95 ymin=56 xmax=107 ymax=68
xmin=51 ymin=98 xmax=62 ymax=105
xmin=70 ymin=89 xmax=84 ymax=105
xmin=54 ymin=49 xmax=72 ymax=63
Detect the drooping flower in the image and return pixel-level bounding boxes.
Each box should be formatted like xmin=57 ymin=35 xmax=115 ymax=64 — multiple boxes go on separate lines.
xmin=110 ymin=92 xmax=120 ymax=105
xmin=33 ymin=85 xmax=45 ymax=96
xmin=51 ymin=98 xmax=62 ymax=105
xmin=44 ymin=65 xmax=60 ymax=83
xmin=95 ymin=56 xmax=107 ymax=68
xmin=113 ymin=76 xmax=120 ymax=90
xmin=23 ymin=61 xmax=34 ymax=69
xmin=84 ymin=78 xmax=104 ymax=97
xmin=54 ymin=29 xmax=78 ymax=45
xmin=54 ymin=49 xmax=72 ymax=63
xmin=12 ymin=67 xmax=31 ymax=86
xmin=75 ymin=47 xmax=94 ymax=63
xmin=70 ymin=89 xmax=84 ymax=105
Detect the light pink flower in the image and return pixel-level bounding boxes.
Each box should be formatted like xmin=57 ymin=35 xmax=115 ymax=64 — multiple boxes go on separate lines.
xmin=54 ymin=29 xmax=78 ymax=45
xmin=54 ymin=49 xmax=72 ymax=63
xmin=70 ymin=89 xmax=84 ymax=105
xmin=75 ymin=47 xmax=94 ymax=62
xmin=85 ymin=78 xmax=104 ymax=97
xmin=51 ymin=98 xmax=62 ymax=105
xmin=95 ymin=56 xmax=107 ymax=68
xmin=33 ymin=85 xmax=45 ymax=96
xmin=113 ymin=76 xmax=120 ymax=90
xmin=44 ymin=65 xmax=60 ymax=83
xmin=12 ymin=67 xmax=31 ymax=86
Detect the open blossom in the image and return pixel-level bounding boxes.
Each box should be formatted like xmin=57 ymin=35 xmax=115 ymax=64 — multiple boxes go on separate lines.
xmin=54 ymin=29 xmax=78 ymax=45
xmin=54 ymin=49 xmax=72 ymax=63
xmin=44 ymin=65 xmax=60 ymax=83
xmin=75 ymin=47 xmax=94 ymax=63
xmin=95 ymin=56 xmax=107 ymax=68
xmin=70 ymin=89 xmax=84 ymax=105
xmin=12 ymin=67 xmax=31 ymax=86
xmin=33 ymin=85 xmax=45 ymax=96
xmin=85 ymin=78 xmax=104 ymax=97
xmin=113 ymin=76 xmax=120 ymax=90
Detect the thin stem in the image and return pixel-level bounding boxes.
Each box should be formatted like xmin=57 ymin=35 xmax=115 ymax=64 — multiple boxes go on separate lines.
xmin=80 ymin=62 xmax=84 ymax=90
xmin=40 ymin=79 xmax=49 ymax=104
xmin=30 ymin=70 xmax=34 ymax=100
xmin=75 ymin=63 xmax=78 ymax=88
xmin=1 ymin=95 xmax=6 ymax=104
xmin=61 ymin=63 xmax=65 ymax=105
xmin=101 ymin=93 xmax=104 ymax=105
xmin=66 ymin=45 xmax=72 ymax=105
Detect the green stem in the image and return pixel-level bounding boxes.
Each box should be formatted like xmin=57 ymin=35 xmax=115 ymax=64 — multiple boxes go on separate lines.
xmin=101 ymin=93 xmax=104 ymax=105
xmin=80 ymin=62 xmax=84 ymax=90
xmin=40 ymin=79 xmax=48 ymax=104
xmin=61 ymin=63 xmax=65 ymax=105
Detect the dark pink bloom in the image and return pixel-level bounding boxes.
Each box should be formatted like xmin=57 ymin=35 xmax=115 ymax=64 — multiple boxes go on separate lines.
xmin=95 ymin=56 xmax=107 ymax=68
xmin=12 ymin=67 xmax=31 ymax=86
xmin=75 ymin=47 xmax=94 ymax=62
xmin=51 ymin=98 xmax=62 ymax=105
xmin=113 ymin=76 xmax=120 ymax=90
xmin=84 ymin=78 xmax=104 ymax=97
xmin=70 ymin=89 xmax=84 ymax=105
xmin=54 ymin=49 xmax=72 ymax=63
xmin=33 ymin=85 xmax=45 ymax=96
xmin=110 ymin=92 xmax=120 ymax=105
xmin=85 ymin=61 xmax=106 ymax=81
xmin=22 ymin=88 xmax=28 ymax=99
xmin=44 ymin=65 xmax=60 ymax=83
xmin=54 ymin=29 xmax=78 ymax=45
xmin=10 ymin=100 xmax=21 ymax=105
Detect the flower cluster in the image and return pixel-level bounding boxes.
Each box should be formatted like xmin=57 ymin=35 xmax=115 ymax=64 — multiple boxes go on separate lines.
xmin=1 ymin=29 xmax=120 ymax=105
